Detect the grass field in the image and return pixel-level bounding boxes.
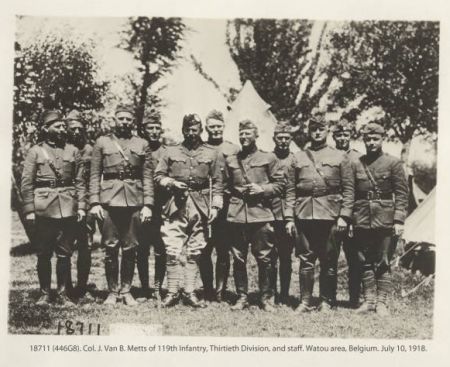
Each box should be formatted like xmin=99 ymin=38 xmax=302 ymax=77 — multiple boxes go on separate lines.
xmin=8 ymin=212 xmax=434 ymax=338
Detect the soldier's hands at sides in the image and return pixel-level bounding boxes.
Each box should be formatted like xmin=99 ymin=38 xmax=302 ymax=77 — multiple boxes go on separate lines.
xmin=140 ymin=206 xmax=153 ymax=223
xmin=208 ymin=208 xmax=219 ymax=224
xmin=244 ymin=183 xmax=264 ymax=196
xmin=336 ymin=217 xmax=348 ymax=232
xmin=171 ymin=180 xmax=188 ymax=191
xmin=25 ymin=212 xmax=35 ymax=225
xmin=393 ymin=223 xmax=404 ymax=237
xmin=90 ymin=204 xmax=104 ymax=221
xmin=77 ymin=209 xmax=86 ymax=222
xmin=285 ymin=221 xmax=297 ymax=237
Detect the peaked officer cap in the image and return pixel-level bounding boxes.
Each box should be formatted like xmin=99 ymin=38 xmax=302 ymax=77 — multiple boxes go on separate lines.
xmin=309 ymin=114 xmax=328 ymax=127
xmin=361 ymin=122 xmax=385 ymax=135
xmin=42 ymin=110 xmax=63 ymax=127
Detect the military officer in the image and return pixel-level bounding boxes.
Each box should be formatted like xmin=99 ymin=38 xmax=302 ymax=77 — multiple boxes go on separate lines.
xmin=285 ymin=114 xmax=354 ymax=312
xmin=332 ymin=119 xmax=362 ymax=308
xmin=65 ymin=109 xmax=96 ymax=300
xmin=352 ymin=122 xmax=408 ymax=316
xmin=199 ymin=109 xmax=239 ymax=302
xmin=90 ymin=104 xmax=153 ymax=306
xmin=225 ymin=119 xmax=285 ymax=312
xmin=137 ymin=115 xmax=167 ymax=301
xmin=154 ymin=114 xmax=223 ymax=308
xmin=21 ymin=110 xmax=86 ymax=306
xmin=270 ymin=121 xmax=296 ymax=306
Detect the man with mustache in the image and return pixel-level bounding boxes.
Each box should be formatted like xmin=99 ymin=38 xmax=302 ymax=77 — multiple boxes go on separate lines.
xmin=199 ymin=110 xmax=239 ymax=302
xmin=65 ymin=109 xmax=96 ymax=301
xmin=154 ymin=114 xmax=224 ymax=308
xmin=225 ymin=119 xmax=285 ymax=312
xmin=90 ymin=104 xmax=153 ymax=306
xmin=21 ymin=110 xmax=86 ymax=306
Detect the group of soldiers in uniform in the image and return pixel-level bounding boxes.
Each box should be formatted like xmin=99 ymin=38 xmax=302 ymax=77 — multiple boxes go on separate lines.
xmin=20 ymin=104 xmax=408 ymax=316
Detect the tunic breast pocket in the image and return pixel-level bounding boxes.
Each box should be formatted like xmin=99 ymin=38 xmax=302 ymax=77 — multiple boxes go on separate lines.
xmin=195 ymin=158 xmax=213 ymax=178
xmin=129 ymin=148 xmax=145 ymax=166
xmin=103 ymin=148 xmax=122 ymax=168
xmin=62 ymin=157 xmax=75 ymax=178
xmin=295 ymin=163 xmax=314 ymax=189
xmin=168 ymin=156 xmax=188 ymax=179
xmin=375 ymin=170 xmax=392 ymax=191
xmin=35 ymin=158 xmax=54 ymax=178
xmin=321 ymin=161 xmax=340 ymax=182
xmin=249 ymin=160 xmax=269 ymax=183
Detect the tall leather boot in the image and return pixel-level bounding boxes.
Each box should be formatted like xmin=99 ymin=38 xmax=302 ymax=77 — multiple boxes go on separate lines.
xmin=259 ymin=261 xmax=276 ymax=312
xmin=279 ymin=256 xmax=292 ymax=305
xmin=56 ymin=256 xmax=75 ymax=306
xmin=161 ymin=258 xmax=181 ymax=308
xmin=77 ymin=242 xmax=92 ymax=297
xmin=357 ymin=268 xmax=377 ymax=314
xmin=104 ymin=247 xmax=119 ymax=304
xmin=296 ymin=269 xmax=314 ymax=312
xmin=321 ymin=266 xmax=337 ymax=309
xmin=120 ymin=248 xmax=137 ymax=305
xmin=136 ymin=250 xmax=149 ymax=294
xmin=231 ymin=259 xmax=249 ymax=310
xmin=215 ymin=251 xmax=230 ymax=302
xmin=199 ymin=246 xmax=214 ymax=301
xmin=348 ymin=262 xmax=361 ymax=307
xmin=154 ymin=252 xmax=166 ymax=299
xmin=37 ymin=255 xmax=52 ymax=305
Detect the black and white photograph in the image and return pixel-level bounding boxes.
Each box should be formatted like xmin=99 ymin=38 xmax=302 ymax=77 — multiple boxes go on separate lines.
xmin=4 ymin=1 xmax=442 ymax=346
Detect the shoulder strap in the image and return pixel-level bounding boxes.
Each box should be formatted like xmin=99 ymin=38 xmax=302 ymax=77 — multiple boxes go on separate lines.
xmin=305 ymin=149 xmax=330 ymax=188
xmin=360 ymin=156 xmax=380 ymax=193
xmin=40 ymin=146 xmax=62 ymax=180
xmin=236 ymin=154 xmax=251 ymax=184
xmin=111 ymin=137 xmax=130 ymax=164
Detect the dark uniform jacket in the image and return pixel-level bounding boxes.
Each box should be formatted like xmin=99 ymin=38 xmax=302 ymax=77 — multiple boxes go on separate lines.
xmin=21 ymin=142 xmax=86 ymax=218
xmin=352 ymin=151 xmax=408 ymax=229
xmin=89 ymin=134 xmax=152 ymax=208
xmin=272 ymin=151 xmax=295 ymax=221
xmin=154 ymin=142 xmax=224 ymax=218
xmin=285 ymin=144 xmax=354 ymax=221
xmin=225 ymin=146 xmax=285 ymax=224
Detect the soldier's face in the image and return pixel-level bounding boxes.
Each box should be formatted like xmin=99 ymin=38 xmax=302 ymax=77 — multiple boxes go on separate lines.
xmin=364 ymin=133 xmax=383 ymax=153
xmin=239 ymin=129 xmax=257 ymax=148
xmin=333 ymin=131 xmax=351 ymax=151
xmin=144 ymin=123 xmax=162 ymax=142
xmin=183 ymin=124 xmax=202 ymax=145
xmin=273 ymin=132 xmax=292 ymax=151
xmin=47 ymin=120 xmax=67 ymax=144
xmin=67 ymin=120 xmax=85 ymax=145
xmin=308 ymin=124 xmax=328 ymax=143
xmin=115 ymin=112 xmax=134 ymax=136
xmin=206 ymin=118 xmax=225 ymax=140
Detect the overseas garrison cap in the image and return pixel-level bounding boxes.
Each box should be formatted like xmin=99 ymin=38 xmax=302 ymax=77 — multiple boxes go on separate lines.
xmin=309 ymin=114 xmax=328 ymax=127
xmin=274 ymin=121 xmax=293 ymax=135
xmin=206 ymin=109 xmax=224 ymax=122
xmin=333 ymin=119 xmax=353 ymax=134
xmin=42 ymin=110 xmax=63 ymax=127
xmin=66 ymin=109 xmax=84 ymax=124
xmin=143 ymin=114 xmax=161 ymax=126
xmin=115 ymin=104 xmax=134 ymax=115
xmin=182 ymin=113 xmax=202 ymax=129
xmin=361 ymin=122 xmax=385 ymax=135
xmin=239 ymin=119 xmax=258 ymax=132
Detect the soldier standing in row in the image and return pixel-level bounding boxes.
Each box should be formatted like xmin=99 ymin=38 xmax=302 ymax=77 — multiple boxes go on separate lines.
xmin=65 ymin=109 xmax=96 ymax=301
xmin=200 ymin=110 xmax=239 ymax=302
xmin=137 ymin=115 xmax=167 ymax=301
xmin=154 ymin=114 xmax=223 ymax=308
xmin=352 ymin=122 xmax=408 ymax=316
xmin=332 ymin=119 xmax=362 ymax=308
xmin=270 ymin=121 xmax=296 ymax=306
xmin=21 ymin=110 xmax=86 ymax=306
xmin=286 ymin=115 xmax=354 ymax=312
xmin=90 ymin=104 xmax=153 ymax=306
xmin=225 ymin=120 xmax=285 ymax=312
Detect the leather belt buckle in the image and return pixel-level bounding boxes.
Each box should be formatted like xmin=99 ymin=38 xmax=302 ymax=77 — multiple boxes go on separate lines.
xmin=118 ymin=171 xmax=125 ymax=180
xmin=49 ymin=180 xmax=56 ymax=188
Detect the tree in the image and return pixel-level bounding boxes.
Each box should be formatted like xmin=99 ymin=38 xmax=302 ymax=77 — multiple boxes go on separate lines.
xmin=226 ymin=19 xmax=336 ymax=147
xmin=327 ymin=21 xmax=439 ymax=146
xmin=120 ymin=17 xmax=186 ymax=129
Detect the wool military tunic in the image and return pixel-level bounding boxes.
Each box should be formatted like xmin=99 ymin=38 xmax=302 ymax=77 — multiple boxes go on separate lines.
xmin=352 ymin=151 xmax=408 ymax=229
xmin=225 ymin=147 xmax=285 ymax=223
xmin=89 ymin=134 xmax=152 ymax=208
xmin=271 ymin=151 xmax=295 ymax=221
xmin=21 ymin=142 xmax=86 ymax=218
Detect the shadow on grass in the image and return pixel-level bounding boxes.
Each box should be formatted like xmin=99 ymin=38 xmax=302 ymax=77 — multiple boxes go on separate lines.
xmin=10 ymin=242 xmax=35 ymax=257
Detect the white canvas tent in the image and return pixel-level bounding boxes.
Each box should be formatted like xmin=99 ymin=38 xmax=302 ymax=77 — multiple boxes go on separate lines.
xmin=404 ymin=187 xmax=436 ymax=244
xmin=225 ymin=80 xmax=299 ymax=152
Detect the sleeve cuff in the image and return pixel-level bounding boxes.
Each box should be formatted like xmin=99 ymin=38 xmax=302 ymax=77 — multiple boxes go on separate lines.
xmin=160 ymin=177 xmax=175 ymax=188
xmin=212 ymin=195 xmax=223 ymax=210
xmin=261 ymin=183 xmax=274 ymax=198
xmin=339 ymin=208 xmax=353 ymax=219
xmin=394 ymin=211 xmax=406 ymax=224
xmin=22 ymin=203 xmax=34 ymax=215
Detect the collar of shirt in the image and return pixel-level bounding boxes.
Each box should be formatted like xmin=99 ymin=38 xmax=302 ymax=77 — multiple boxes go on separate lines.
xmin=308 ymin=142 xmax=328 ymax=151
xmin=238 ymin=144 xmax=258 ymax=159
